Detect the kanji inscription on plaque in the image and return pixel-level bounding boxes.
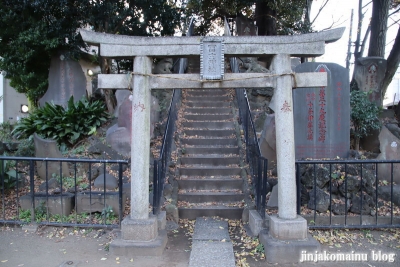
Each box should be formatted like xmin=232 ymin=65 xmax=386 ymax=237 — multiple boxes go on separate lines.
xmin=200 ymin=37 xmax=224 ymax=80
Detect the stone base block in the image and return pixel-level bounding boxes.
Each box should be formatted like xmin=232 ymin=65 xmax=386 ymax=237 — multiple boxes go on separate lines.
xmin=248 ymin=210 xmax=266 ymax=236
xmin=260 ymin=230 xmax=321 ymax=264
xmin=20 ymin=193 xmax=74 ymax=216
xmin=110 ymin=229 xmax=168 ymax=257
xmin=21 ymin=223 xmax=39 ymax=233
xmin=269 ymin=215 xmax=307 ymax=240
xmin=121 ymin=215 xmax=158 ymax=241
xmin=76 ymin=191 xmax=127 ymax=216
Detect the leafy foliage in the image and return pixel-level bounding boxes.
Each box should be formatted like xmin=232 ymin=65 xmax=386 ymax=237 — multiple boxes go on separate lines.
xmin=13 ymin=96 xmax=108 ymax=146
xmin=0 ymin=0 xmax=181 ymax=105
xmin=0 ymin=121 xmax=14 ymax=142
xmin=0 ymin=160 xmax=25 ymax=190
xmin=186 ymin=0 xmax=312 ymax=35
xmin=0 ymin=0 xmax=87 ymax=105
xmin=14 ymin=138 xmax=35 ymax=157
xmin=350 ymin=90 xmax=381 ymax=149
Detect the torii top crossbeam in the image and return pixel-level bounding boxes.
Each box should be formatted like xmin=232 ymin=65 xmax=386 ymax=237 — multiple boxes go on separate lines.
xmin=80 ymin=28 xmax=344 ymax=58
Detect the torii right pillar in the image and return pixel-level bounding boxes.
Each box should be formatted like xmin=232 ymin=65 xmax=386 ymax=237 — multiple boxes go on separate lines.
xmin=260 ymin=54 xmax=321 ymax=263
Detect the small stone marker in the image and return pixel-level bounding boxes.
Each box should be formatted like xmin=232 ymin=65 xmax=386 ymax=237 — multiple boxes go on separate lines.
xmin=376 ymin=125 xmax=400 ymax=184
xmin=39 ymin=52 xmax=86 ymax=107
xmin=260 ymin=114 xmax=277 ymax=168
xmin=354 ymin=57 xmax=387 ymax=106
xmin=33 ymin=133 xmax=69 ymax=180
xmin=94 ymin=173 xmax=118 ymax=190
xmin=267 ymin=185 xmax=279 ymax=208
xmin=114 ymin=90 xmax=131 ymax=118
xmin=293 ymin=62 xmax=350 ymax=159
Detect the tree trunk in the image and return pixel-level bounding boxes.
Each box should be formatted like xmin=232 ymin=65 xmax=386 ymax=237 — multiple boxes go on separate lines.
xmin=381 ymin=26 xmax=400 ymax=98
xmin=355 ymin=136 xmax=360 ymax=151
xmin=368 ymin=0 xmax=390 ymax=57
xmin=100 ymin=57 xmax=116 ymax=114
xmin=353 ymin=0 xmax=363 ymax=63
xmin=305 ymin=0 xmax=313 ymax=25
xmin=255 ymin=0 xmax=277 ymax=36
xmin=96 ymin=21 xmax=116 ymax=115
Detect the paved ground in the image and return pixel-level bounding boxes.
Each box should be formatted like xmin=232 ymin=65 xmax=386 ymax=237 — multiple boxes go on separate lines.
xmin=0 ymin=223 xmax=399 ymax=267
xmin=0 ymin=225 xmax=190 ymax=267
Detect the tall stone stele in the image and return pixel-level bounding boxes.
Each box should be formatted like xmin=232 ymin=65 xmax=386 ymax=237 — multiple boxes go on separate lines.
xmin=39 ymin=52 xmax=87 ymax=107
xmin=353 ymin=57 xmax=387 ymax=106
xmin=354 ymin=57 xmax=387 ymax=151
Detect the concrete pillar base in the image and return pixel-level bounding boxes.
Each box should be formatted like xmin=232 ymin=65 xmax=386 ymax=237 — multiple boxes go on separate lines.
xmin=110 ymin=212 xmax=167 ymax=256
xmin=260 ymin=230 xmax=321 ymax=264
xmin=269 ymin=215 xmax=308 ymax=240
xmin=110 ymin=229 xmax=168 ymax=257
xmin=120 ymin=215 xmax=158 ymax=241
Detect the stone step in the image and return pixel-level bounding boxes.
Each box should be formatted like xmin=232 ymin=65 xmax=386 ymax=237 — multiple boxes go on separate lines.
xmin=187 ymin=90 xmax=228 ymax=96
xmin=189 ymin=218 xmax=236 ymax=267
xmin=180 ymin=157 xmax=240 ymax=166
xmin=181 ymin=138 xmax=237 ymax=146
xmin=179 ymin=206 xmax=243 ymax=219
xmin=183 ymin=146 xmax=239 ymax=155
xmin=186 ymin=101 xmax=231 ymax=108
xmin=178 ymin=166 xmax=241 ymax=176
xmin=178 ymin=179 xmax=242 ymax=190
xmin=186 ymin=108 xmax=232 ymax=114
xmin=187 ymin=58 xmax=200 ymax=73
xmin=178 ymin=192 xmax=244 ymax=203
xmin=183 ymin=129 xmax=235 ymax=137
xmin=184 ymin=114 xmax=233 ymax=121
xmin=186 ymin=96 xmax=229 ymax=102
xmin=182 ymin=121 xmax=234 ymax=129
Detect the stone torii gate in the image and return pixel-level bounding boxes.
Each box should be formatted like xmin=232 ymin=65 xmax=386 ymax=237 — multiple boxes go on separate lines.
xmin=80 ymin=27 xmax=344 ymax=259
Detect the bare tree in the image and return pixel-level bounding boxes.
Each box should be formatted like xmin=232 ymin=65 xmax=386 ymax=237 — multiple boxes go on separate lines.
xmin=381 ymin=26 xmax=400 ymax=98
xmin=368 ymin=0 xmax=390 ymax=57
xmin=351 ymin=0 xmax=372 ymax=84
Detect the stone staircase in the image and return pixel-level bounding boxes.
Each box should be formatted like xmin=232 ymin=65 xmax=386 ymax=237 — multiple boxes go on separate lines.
xmin=177 ymin=87 xmax=245 ymax=219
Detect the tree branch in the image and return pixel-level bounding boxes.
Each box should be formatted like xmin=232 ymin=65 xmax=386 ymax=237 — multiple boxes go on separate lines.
xmin=311 ymin=0 xmax=330 ymax=25
xmin=389 ymin=7 xmax=400 ymax=16
xmin=360 ymin=25 xmax=371 ymax=57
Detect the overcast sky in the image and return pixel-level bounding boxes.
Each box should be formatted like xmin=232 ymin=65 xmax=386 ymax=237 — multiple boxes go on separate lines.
xmin=311 ymin=0 xmax=399 ymax=68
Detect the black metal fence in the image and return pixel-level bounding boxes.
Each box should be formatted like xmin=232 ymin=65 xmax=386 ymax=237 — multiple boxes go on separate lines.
xmin=296 ymin=159 xmax=400 ymax=229
xmin=0 ymin=156 xmax=128 ymax=228
xmin=152 ymin=87 xmax=181 ymax=215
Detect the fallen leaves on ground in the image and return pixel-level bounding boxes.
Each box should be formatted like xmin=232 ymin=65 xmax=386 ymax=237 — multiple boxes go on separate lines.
xmin=310 ymin=228 xmax=400 ymax=249
xmin=228 ymin=219 xmax=265 ymax=266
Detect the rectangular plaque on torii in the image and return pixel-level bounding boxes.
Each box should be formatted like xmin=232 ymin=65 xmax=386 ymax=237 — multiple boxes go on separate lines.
xmin=200 ymin=37 xmax=224 ymax=80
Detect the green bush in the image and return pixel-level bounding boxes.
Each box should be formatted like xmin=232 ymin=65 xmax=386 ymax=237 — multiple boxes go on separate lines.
xmin=13 ymin=96 xmax=108 ymax=146
xmin=350 ymin=90 xmax=381 ymax=150
xmin=0 ymin=121 xmax=14 ymax=142
xmin=14 ymin=138 xmax=35 ymax=157
xmin=0 ymin=159 xmax=25 ymax=190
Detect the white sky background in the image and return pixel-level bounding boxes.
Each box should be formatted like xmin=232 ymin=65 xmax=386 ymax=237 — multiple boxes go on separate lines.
xmin=311 ymin=0 xmax=400 ymax=69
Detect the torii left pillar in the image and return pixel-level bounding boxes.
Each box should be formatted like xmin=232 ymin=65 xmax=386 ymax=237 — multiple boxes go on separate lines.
xmin=110 ymin=56 xmax=167 ymax=256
